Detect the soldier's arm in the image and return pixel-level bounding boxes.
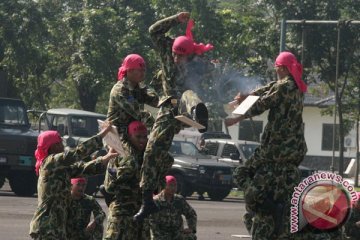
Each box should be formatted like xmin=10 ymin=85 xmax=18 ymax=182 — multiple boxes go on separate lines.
xmin=113 ymin=157 xmax=137 ymax=184
xmin=140 ymin=86 xmax=159 ymax=107
xmin=91 ymin=197 xmax=106 ymax=225
xmin=181 ymin=197 xmax=197 ymax=233
xmin=53 ymin=135 xmax=103 ymax=166
xmin=68 ymin=149 xmax=118 ymax=177
xmin=149 ymin=14 xmax=180 ymax=52
xmin=244 ymin=81 xmax=286 ymax=118
xmin=110 ymin=92 xmax=142 ymax=121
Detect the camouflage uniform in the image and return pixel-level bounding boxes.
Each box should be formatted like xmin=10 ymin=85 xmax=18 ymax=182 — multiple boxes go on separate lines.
xmin=67 ymin=194 xmax=106 ymax=240
xmin=107 ymin=77 xmax=158 ymax=135
xmin=29 ymin=135 xmax=106 ymax=240
xmin=104 ymin=142 xmax=147 ymax=240
xmin=345 ymin=205 xmax=360 ymax=239
xmin=233 ymin=76 xmax=308 ymax=240
xmin=140 ymin=14 xmax=208 ymax=191
xmin=149 ymin=192 xmax=197 ymax=240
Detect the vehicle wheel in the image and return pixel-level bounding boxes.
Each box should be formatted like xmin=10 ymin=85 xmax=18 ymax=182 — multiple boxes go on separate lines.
xmin=9 ymin=171 xmax=37 ymax=197
xmin=173 ymin=173 xmax=193 ymax=197
xmin=207 ymin=188 xmax=231 ymax=201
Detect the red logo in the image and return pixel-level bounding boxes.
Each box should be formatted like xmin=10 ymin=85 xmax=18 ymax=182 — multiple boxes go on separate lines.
xmin=301 ymin=184 xmax=351 ymax=230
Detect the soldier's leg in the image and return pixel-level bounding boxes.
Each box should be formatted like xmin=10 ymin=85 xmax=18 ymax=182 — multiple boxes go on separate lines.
xmin=135 ymin=104 xmax=180 ymax=221
xmin=272 ymin=165 xmax=300 ymax=239
xmin=252 ymin=213 xmax=275 ymax=240
xmin=92 ymin=223 xmax=104 ymax=240
xmin=179 ymin=90 xmax=208 ymax=132
xmin=104 ymin=215 xmax=139 ymax=240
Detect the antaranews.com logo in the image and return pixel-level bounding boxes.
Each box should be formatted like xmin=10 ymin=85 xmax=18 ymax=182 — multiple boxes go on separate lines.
xmin=290 ymin=172 xmax=358 ymax=233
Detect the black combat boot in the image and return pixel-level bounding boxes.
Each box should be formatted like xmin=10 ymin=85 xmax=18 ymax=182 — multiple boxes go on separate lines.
xmin=192 ymin=103 xmax=208 ymax=133
xmin=99 ymin=185 xmax=115 ymax=207
xmin=133 ymin=190 xmax=159 ymax=222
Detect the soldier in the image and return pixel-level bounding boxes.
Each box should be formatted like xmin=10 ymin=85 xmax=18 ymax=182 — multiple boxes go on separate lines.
xmin=102 ymin=53 xmax=159 ymax=204
xmin=345 ymin=192 xmax=360 ymax=239
xmin=225 ymin=51 xmax=308 ymax=240
xmin=29 ymin=122 xmax=118 ymax=240
xmin=149 ymin=175 xmax=197 ymax=240
xmin=134 ymin=11 xmax=214 ymax=221
xmin=67 ymin=177 xmax=106 ymax=240
xmin=107 ymin=53 xmax=159 ymax=135
xmin=104 ymin=121 xmax=149 ymax=240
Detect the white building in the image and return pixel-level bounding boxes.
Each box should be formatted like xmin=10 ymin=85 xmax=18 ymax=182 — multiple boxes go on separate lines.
xmin=224 ymin=94 xmax=359 ymax=171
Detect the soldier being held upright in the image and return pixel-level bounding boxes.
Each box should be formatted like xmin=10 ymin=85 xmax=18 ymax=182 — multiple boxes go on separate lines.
xmin=134 ymin=11 xmax=214 ymax=222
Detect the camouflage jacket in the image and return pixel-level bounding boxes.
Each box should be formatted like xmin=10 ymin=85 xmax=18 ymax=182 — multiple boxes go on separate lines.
xmin=107 ymin=77 xmax=158 ymax=134
xmin=67 ymin=194 xmax=106 ymax=240
xmin=345 ymin=206 xmax=360 ymax=238
xmin=29 ymin=135 xmax=106 ymax=239
xmin=244 ymin=75 xmax=308 ymax=166
xmin=107 ymin=142 xmax=144 ymax=217
xmin=149 ymin=192 xmax=197 ymax=234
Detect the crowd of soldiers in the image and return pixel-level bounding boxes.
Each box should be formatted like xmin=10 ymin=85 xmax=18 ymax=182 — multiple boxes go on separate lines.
xmin=27 ymin=10 xmax=360 ymax=240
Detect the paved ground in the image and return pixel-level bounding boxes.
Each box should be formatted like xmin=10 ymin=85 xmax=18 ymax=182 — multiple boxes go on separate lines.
xmin=0 ymin=182 xmax=248 ymax=240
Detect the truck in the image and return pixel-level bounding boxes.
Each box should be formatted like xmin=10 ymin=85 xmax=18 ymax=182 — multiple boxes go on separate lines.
xmin=36 ymin=108 xmax=107 ymax=195
xmin=168 ymin=139 xmax=234 ymax=201
xmin=0 ymin=97 xmax=38 ymax=196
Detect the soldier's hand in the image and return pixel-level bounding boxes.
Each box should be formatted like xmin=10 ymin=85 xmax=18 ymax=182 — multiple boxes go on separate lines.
xmin=224 ymin=116 xmax=244 ymax=127
xmin=101 ymin=151 xmax=119 ymax=165
xmin=85 ymin=220 xmax=96 ymax=232
xmin=234 ymin=92 xmax=248 ymax=104
xmin=183 ymin=228 xmax=193 ymax=234
xmin=177 ymin=12 xmax=190 ymax=23
xmin=356 ymin=221 xmax=360 ymax=228
xmin=98 ymin=121 xmax=113 ymax=138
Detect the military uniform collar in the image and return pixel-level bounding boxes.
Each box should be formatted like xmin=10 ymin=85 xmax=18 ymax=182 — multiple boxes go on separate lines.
xmin=122 ymin=77 xmax=146 ymax=90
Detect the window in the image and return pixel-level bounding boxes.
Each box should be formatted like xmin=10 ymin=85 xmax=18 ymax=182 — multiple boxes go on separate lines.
xmin=204 ymin=142 xmax=219 ymax=156
xmin=221 ymin=144 xmax=239 ymax=158
xmin=238 ymin=120 xmax=263 ymax=142
xmin=322 ymin=124 xmax=340 ymax=151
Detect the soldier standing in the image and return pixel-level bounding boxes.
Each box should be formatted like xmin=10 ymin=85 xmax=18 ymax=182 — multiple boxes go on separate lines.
xmin=107 ymin=53 xmax=159 ymax=135
xmin=226 ymin=51 xmax=308 ymax=240
xmin=29 ymin=122 xmax=117 ymax=240
xmin=149 ymin=175 xmax=197 ymax=240
xmin=104 ymin=121 xmax=150 ymax=240
xmin=134 ymin=12 xmax=214 ymax=221
xmin=345 ymin=192 xmax=360 ymax=239
xmin=67 ymin=178 xmax=105 ymax=240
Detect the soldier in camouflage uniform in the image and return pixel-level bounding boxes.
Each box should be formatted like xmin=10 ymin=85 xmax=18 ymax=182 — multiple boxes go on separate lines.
xmin=104 ymin=121 xmax=149 ymax=240
xmin=29 ymin=123 xmax=118 ymax=240
xmin=107 ymin=53 xmax=159 ymax=135
xmin=134 ymin=12 xmax=214 ymax=222
xmin=103 ymin=53 xmax=159 ymax=205
xmin=345 ymin=192 xmax=360 ymax=239
xmin=149 ymin=175 xmax=197 ymax=240
xmin=226 ymin=52 xmax=308 ymax=240
xmin=67 ymin=178 xmax=105 ymax=240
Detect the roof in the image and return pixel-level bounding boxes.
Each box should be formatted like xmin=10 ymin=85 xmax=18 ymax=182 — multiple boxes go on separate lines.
xmin=46 ymin=108 xmax=106 ymax=118
xmin=205 ymin=138 xmax=260 ymax=145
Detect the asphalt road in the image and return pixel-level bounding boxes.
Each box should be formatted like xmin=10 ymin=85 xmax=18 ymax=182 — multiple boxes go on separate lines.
xmin=0 ymin=182 xmax=248 ymax=240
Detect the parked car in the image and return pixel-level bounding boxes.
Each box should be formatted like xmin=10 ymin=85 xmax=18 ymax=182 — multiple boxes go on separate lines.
xmin=0 ymin=98 xmax=38 ymax=196
xmin=203 ymin=139 xmax=259 ymax=167
xmin=204 ymin=138 xmax=315 ymax=180
xmin=35 ymin=108 xmax=107 ymax=195
xmin=167 ymin=140 xmax=233 ymax=201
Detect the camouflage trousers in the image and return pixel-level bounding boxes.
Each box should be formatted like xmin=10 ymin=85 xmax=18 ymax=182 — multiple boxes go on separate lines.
xmin=150 ymin=229 xmax=196 ymax=240
xmin=104 ymin=215 xmax=145 ymax=240
xmin=234 ymin=162 xmax=301 ymax=240
xmin=140 ymin=90 xmax=201 ymax=191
